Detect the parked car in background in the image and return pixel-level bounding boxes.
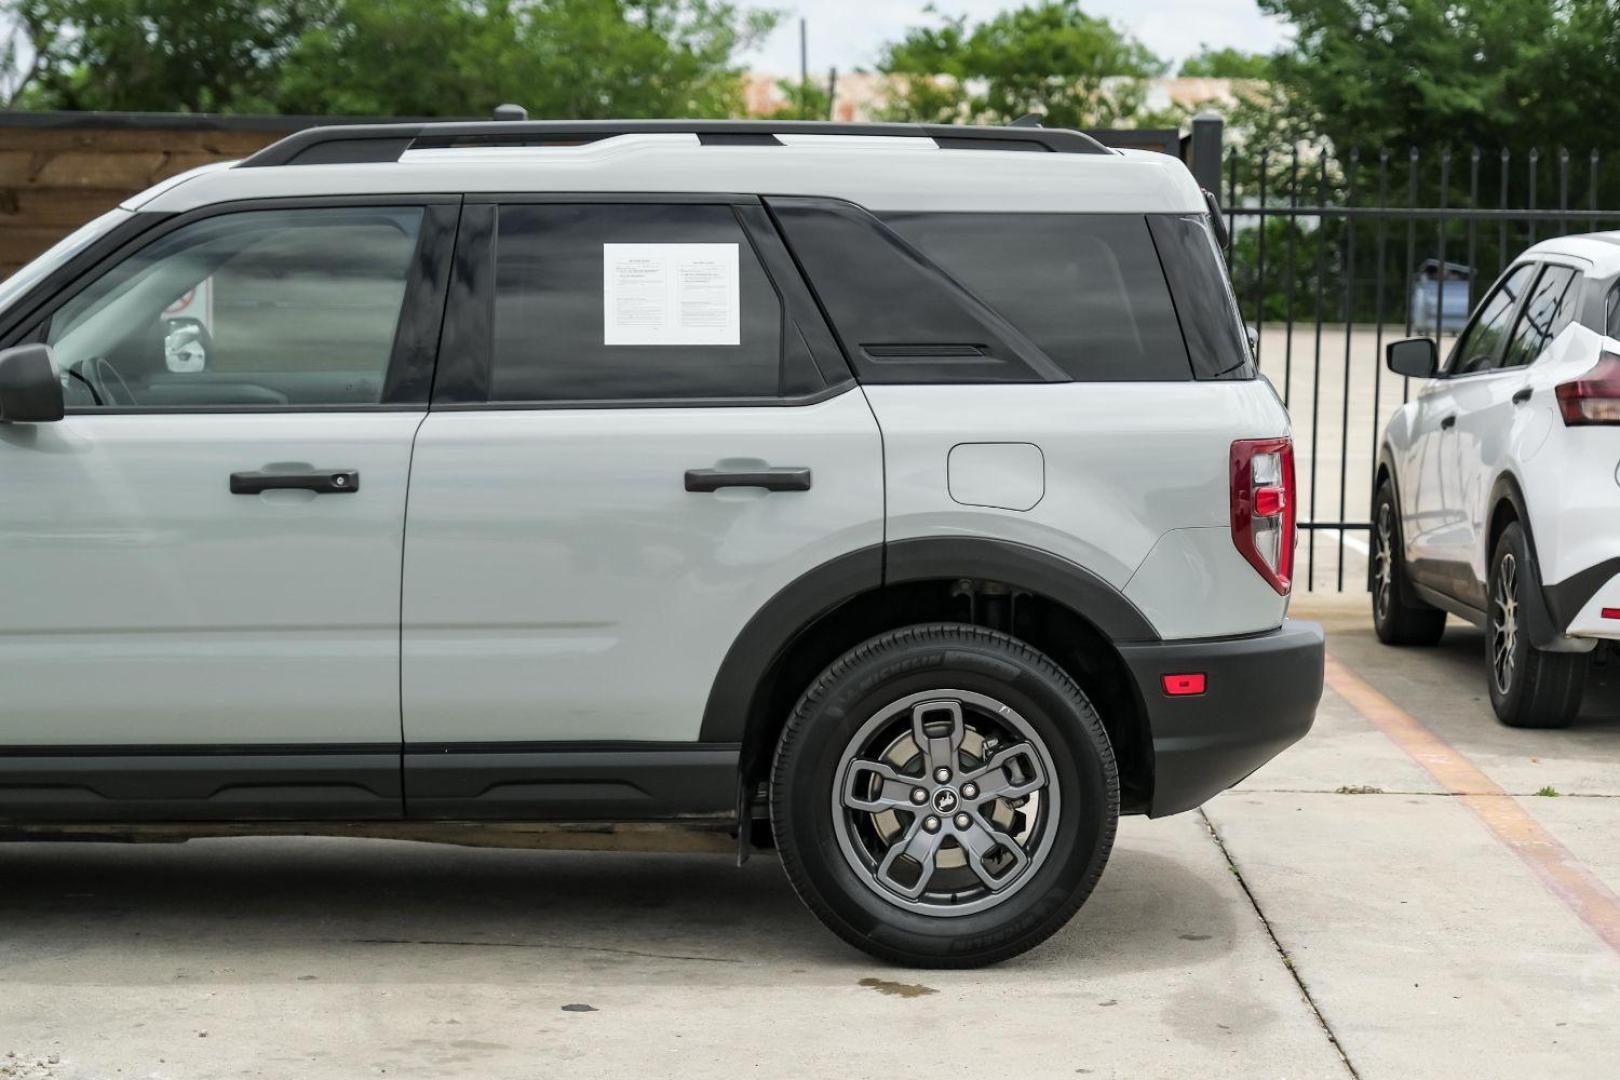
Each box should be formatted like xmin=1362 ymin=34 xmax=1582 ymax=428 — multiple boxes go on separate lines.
xmin=0 ymin=119 xmax=1323 ymax=967
xmin=1410 ymin=258 xmax=1474 ymax=336
xmin=1376 ymin=234 xmax=1620 ymax=727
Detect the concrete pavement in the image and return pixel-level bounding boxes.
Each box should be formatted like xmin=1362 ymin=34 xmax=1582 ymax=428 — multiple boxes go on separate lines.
xmin=3 ymin=595 xmax=1618 ymax=1079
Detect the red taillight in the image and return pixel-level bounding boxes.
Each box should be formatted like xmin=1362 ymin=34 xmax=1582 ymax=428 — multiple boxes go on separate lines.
xmin=1556 ymin=353 xmax=1620 ymax=425
xmin=1230 ymin=436 xmax=1296 ymax=595
xmin=1603 ymin=608 xmax=1620 ymax=621
xmin=1162 ymin=673 xmax=1207 ymax=696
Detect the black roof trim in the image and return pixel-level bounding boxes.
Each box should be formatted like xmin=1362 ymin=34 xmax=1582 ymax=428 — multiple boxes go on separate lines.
xmin=238 ymin=120 xmax=1113 ymax=167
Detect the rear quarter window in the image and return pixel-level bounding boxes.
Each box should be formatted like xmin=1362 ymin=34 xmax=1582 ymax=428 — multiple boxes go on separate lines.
xmin=880 ymin=212 xmax=1194 ymax=382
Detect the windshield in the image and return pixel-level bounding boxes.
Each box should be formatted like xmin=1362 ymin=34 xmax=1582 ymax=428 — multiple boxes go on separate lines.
xmin=0 ymin=208 xmax=134 ymax=316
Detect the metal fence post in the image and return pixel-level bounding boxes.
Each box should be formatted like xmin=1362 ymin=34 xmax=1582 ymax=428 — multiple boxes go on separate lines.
xmin=1189 ymin=112 xmax=1225 ymax=202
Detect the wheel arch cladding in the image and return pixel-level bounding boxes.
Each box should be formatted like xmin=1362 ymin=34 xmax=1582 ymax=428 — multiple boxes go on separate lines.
xmin=1486 ymin=473 xmax=1568 ymax=647
xmin=700 ymin=537 xmax=1161 ymax=814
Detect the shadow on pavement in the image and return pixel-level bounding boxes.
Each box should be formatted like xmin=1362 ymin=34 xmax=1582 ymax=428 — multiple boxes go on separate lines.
xmin=0 ymin=830 xmax=1238 ymax=978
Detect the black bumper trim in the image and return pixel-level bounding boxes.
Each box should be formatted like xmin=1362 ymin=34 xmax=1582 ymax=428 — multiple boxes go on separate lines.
xmin=1545 ymin=557 xmax=1620 ymax=631
xmin=1119 ymin=619 xmax=1324 ymax=818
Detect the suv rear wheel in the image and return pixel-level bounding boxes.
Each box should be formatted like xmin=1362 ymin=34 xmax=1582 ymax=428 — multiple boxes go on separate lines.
xmin=1488 ymin=522 xmax=1587 ymax=728
xmin=1371 ymin=480 xmax=1446 ymax=645
xmin=770 ymin=623 xmax=1118 ymax=968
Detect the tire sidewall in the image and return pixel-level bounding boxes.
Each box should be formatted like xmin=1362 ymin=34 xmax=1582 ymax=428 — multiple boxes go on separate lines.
xmin=772 ymin=627 xmax=1117 ymax=965
xmin=1488 ymin=524 xmax=1530 ymax=716
xmin=1372 ymin=483 xmax=1402 ymax=636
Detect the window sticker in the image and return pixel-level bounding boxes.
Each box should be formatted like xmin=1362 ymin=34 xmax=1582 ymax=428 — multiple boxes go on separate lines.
xmin=603 ymin=243 xmax=740 ymax=346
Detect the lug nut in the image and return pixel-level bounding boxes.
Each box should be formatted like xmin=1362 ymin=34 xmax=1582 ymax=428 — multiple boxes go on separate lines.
xmin=961 ymin=782 xmax=978 ymax=799
xmin=910 ymin=788 xmax=928 ymax=805
xmin=954 ymin=813 xmax=972 ymax=830
xmin=933 ymin=767 xmax=952 ymax=783
xmin=923 ymin=816 xmax=941 ymax=833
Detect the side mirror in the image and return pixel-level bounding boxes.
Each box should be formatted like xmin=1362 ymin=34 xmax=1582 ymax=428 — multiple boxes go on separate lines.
xmin=0 ymin=344 xmax=65 ymax=422
xmin=1386 ymin=337 xmax=1438 ymax=379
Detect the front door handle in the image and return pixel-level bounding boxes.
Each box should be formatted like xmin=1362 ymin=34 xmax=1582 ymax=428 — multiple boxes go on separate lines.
xmin=1439 ymin=415 xmax=1457 ymax=430
xmin=685 ymin=467 xmax=812 ymax=493
xmin=230 ymin=469 xmax=360 ymax=495
xmin=1512 ymin=387 xmax=1533 ymax=405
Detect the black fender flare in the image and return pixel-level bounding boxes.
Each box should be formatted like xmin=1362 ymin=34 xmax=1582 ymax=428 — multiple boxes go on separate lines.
xmin=696 ymin=536 xmax=1158 ymax=744
xmin=1484 ymin=472 xmax=1573 ymax=650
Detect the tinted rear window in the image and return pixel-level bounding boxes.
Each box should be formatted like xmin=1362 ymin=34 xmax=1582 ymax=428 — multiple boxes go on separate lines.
xmin=880 ymin=212 xmax=1193 ymax=381
xmin=1145 ymin=214 xmax=1254 ymax=379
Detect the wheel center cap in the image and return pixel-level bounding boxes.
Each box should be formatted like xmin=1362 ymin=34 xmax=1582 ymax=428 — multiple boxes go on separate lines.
xmin=932 ymin=788 xmax=959 ymax=814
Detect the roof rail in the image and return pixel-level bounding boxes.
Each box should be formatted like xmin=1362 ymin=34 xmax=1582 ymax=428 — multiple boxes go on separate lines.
xmin=237 ymin=119 xmax=1112 ymax=167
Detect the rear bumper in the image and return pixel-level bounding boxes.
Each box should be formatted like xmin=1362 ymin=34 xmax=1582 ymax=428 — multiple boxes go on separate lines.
xmin=1118 ymin=619 xmax=1324 ymax=817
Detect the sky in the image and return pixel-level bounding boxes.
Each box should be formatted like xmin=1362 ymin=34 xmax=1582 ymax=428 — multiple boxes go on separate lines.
xmin=740 ymin=0 xmax=1294 ymax=75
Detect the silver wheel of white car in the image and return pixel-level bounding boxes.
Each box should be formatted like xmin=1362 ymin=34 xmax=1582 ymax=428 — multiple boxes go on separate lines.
xmin=1490 ymin=553 xmax=1519 ymax=697
xmin=1371 ymin=480 xmax=1446 ymax=646
xmin=771 ymin=623 xmax=1118 ymax=968
xmin=1486 ymin=522 xmax=1587 ymax=729
xmin=831 ymin=690 xmax=1060 ymax=918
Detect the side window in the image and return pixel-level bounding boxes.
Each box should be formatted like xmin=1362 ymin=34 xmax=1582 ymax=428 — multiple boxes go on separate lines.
xmin=1445 ymin=263 xmax=1534 ymax=376
xmin=1607 ymin=280 xmax=1620 ymax=339
xmin=1501 ymin=265 xmax=1580 ymax=369
xmin=880 ymin=212 xmax=1196 ymax=382
xmin=45 ymin=207 xmax=423 ymax=408
xmin=487 ymin=203 xmax=799 ymax=402
xmin=767 ymin=197 xmax=1062 ymax=384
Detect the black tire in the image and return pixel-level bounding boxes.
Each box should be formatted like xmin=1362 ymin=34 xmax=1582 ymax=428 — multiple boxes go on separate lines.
xmin=1371 ymin=480 xmax=1447 ymax=646
xmin=770 ymin=623 xmax=1118 ymax=968
xmin=1488 ymin=522 xmax=1587 ymax=729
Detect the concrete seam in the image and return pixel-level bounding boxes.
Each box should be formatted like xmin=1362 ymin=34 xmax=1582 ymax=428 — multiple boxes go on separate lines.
xmin=1198 ymin=807 xmax=1362 ymax=1080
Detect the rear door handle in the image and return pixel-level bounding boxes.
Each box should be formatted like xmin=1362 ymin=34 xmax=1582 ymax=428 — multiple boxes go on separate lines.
xmin=1439 ymin=415 xmax=1457 ymax=430
xmin=1512 ymin=387 xmax=1533 ymax=405
xmin=685 ymin=467 xmax=812 ymax=493
xmin=230 ymin=469 xmax=360 ymax=495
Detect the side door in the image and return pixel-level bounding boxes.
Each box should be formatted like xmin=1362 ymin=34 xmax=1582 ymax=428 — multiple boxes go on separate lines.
xmin=1451 ymin=261 xmax=1583 ymax=593
xmin=1405 ymin=262 xmax=1534 ymax=587
xmin=400 ymin=197 xmax=884 ymax=819
xmin=0 ymin=199 xmax=457 ymax=821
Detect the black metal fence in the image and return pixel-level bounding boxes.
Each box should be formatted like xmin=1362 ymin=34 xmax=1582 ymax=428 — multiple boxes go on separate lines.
xmin=1216 ymin=141 xmax=1620 ymax=591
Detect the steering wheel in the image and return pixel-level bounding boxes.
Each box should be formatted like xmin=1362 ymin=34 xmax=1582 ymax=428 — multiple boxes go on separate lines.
xmin=91 ymin=357 xmax=137 ymax=406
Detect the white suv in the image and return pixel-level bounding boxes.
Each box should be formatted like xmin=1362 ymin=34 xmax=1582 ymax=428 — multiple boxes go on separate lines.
xmin=0 ymin=120 xmax=1322 ymax=967
xmin=1377 ymin=233 xmax=1620 ymax=728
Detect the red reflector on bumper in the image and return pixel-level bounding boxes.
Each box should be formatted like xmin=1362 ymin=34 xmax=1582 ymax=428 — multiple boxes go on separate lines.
xmin=1603 ymin=608 xmax=1620 ymax=621
xmin=1162 ymin=673 xmax=1207 ymax=696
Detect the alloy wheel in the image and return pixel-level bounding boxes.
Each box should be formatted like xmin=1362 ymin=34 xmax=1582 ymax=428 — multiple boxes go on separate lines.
xmin=831 ymin=689 xmax=1060 ymax=918
xmin=1374 ymin=502 xmax=1395 ymax=622
xmin=1491 ymin=553 xmax=1520 ymax=696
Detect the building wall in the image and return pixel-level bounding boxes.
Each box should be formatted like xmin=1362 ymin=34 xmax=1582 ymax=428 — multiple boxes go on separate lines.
xmin=0 ymin=115 xmax=310 ymax=277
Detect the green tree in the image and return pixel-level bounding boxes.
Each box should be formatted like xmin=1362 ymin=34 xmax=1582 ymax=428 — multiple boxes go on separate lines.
xmin=6 ymin=0 xmax=328 ymax=112
xmin=1259 ymin=0 xmax=1620 ymax=155
xmin=758 ymin=76 xmax=831 ymax=120
xmin=877 ymin=1 xmax=1165 ymax=128
xmin=2 ymin=0 xmax=776 ymax=117
xmin=1177 ymin=45 xmax=1271 ymax=79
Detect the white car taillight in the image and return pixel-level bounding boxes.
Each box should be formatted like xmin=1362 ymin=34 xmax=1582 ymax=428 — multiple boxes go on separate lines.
xmin=1555 ymin=352 xmax=1620 ymax=425
xmin=1230 ymin=437 xmax=1296 ymax=595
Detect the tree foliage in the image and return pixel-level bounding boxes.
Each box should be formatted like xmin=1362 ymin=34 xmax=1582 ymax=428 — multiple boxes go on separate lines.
xmin=2 ymin=0 xmax=776 ymax=117
xmin=1258 ymin=0 xmax=1620 ymax=154
xmin=5 ymin=0 xmax=327 ymax=111
xmin=876 ymin=1 xmax=1165 ymax=128
xmin=1177 ymin=45 xmax=1272 ymax=79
